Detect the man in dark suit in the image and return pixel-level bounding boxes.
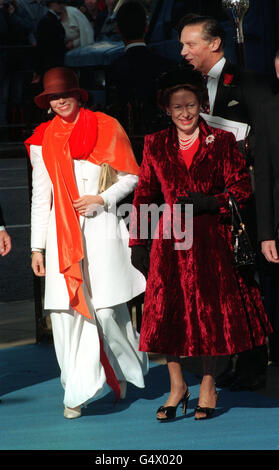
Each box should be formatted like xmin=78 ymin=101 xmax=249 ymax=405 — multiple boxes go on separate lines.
xmin=34 ymin=0 xmax=66 ymax=78
xmin=254 ymin=51 xmax=279 ymax=364
xmin=178 ymin=14 xmax=273 ymax=391
xmin=107 ymin=1 xmax=175 ymax=134
xmin=0 ymin=205 xmax=11 ymax=256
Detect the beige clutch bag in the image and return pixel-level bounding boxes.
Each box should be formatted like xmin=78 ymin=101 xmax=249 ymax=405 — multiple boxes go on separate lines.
xmin=98 ymin=163 xmax=118 ymax=193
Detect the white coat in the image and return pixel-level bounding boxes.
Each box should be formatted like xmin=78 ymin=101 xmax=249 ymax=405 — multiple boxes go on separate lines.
xmin=30 ymin=144 xmax=146 ymax=311
xmin=62 ymin=6 xmax=94 ymax=48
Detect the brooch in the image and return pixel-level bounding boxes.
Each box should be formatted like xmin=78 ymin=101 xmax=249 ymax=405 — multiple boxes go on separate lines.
xmin=205 ymin=135 xmax=215 ymax=145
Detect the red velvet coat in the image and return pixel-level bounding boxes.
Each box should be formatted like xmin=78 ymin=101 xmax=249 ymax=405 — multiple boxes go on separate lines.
xmin=129 ymin=118 xmax=272 ymax=357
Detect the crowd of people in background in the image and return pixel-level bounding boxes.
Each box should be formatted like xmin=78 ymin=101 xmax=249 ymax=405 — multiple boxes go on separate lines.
xmin=0 ymin=0 xmax=179 ymax=133
xmin=0 ymin=0 xmax=138 ymax=125
xmin=0 ymin=0 xmax=118 ymax=47
xmin=0 ymin=0 xmax=222 ymax=128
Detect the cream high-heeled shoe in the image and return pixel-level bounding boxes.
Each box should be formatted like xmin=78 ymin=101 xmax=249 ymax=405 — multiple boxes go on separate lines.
xmin=119 ymin=381 xmax=127 ymax=399
xmin=64 ymin=405 xmax=82 ymax=419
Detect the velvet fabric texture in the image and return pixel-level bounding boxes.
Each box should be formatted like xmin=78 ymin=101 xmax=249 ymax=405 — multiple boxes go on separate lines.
xmin=129 ymin=117 xmax=272 ymax=357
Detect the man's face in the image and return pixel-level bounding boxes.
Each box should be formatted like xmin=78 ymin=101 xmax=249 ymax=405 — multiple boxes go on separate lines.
xmin=180 ymin=24 xmax=215 ymax=75
xmin=84 ymin=0 xmax=97 ymax=9
xmin=275 ymin=58 xmax=279 ymax=79
xmin=50 ymin=1 xmax=64 ymax=14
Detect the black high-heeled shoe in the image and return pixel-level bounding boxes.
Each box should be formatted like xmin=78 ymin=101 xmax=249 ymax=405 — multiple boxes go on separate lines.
xmin=194 ymin=392 xmax=218 ymax=420
xmin=194 ymin=405 xmax=215 ymax=420
xmin=156 ymin=390 xmax=190 ymax=422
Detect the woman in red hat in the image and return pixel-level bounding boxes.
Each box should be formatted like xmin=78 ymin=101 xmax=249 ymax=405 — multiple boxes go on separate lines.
xmin=25 ymin=66 xmax=148 ymax=419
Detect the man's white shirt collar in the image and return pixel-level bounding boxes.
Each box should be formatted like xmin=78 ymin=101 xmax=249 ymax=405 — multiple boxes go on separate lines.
xmin=206 ymin=57 xmax=226 ymax=114
xmin=207 ymin=57 xmax=226 ymax=80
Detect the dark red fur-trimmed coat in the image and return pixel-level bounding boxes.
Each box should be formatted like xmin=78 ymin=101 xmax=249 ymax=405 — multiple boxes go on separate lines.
xmin=129 ymin=117 xmax=272 ymax=357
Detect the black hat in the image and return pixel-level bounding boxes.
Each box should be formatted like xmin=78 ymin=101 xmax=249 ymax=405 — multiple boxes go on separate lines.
xmin=157 ymin=65 xmax=206 ymax=92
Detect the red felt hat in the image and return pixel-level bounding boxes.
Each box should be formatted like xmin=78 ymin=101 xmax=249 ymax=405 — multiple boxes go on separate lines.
xmin=34 ymin=67 xmax=88 ymax=109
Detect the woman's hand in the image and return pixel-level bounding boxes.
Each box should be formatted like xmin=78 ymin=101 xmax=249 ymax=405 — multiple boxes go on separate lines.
xmin=31 ymin=252 xmax=46 ymax=276
xmin=66 ymin=40 xmax=74 ymax=50
xmin=261 ymin=240 xmax=279 ymax=263
xmin=177 ymin=193 xmax=219 ymax=216
xmin=73 ymin=195 xmax=104 ymax=217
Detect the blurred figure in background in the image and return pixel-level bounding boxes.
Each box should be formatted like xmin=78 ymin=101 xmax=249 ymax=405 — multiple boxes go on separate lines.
xmin=0 ymin=0 xmax=33 ymax=125
xmin=107 ymin=1 xmax=175 ymax=135
xmin=94 ymin=0 xmax=120 ymax=42
xmin=18 ymin=0 xmax=48 ymax=45
xmin=60 ymin=3 xmax=94 ymax=51
xmin=33 ymin=0 xmax=66 ymax=80
xmin=78 ymin=0 xmax=99 ymax=29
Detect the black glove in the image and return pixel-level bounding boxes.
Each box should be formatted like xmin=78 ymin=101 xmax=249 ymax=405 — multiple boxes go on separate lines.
xmin=131 ymin=245 xmax=150 ymax=278
xmin=177 ymin=192 xmax=219 ymax=216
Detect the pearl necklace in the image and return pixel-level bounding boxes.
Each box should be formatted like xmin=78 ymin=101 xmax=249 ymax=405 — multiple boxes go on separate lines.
xmin=178 ymin=128 xmax=199 ymax=150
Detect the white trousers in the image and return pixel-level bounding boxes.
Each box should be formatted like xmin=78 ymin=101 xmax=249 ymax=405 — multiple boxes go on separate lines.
xmin=50 ymin=303 xmax=149 ymax=408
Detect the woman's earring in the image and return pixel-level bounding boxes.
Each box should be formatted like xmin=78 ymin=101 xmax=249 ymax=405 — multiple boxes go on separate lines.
xmin=166 ymin=110 xmax=171 ymax=116
xmin=47 ymin=107 xmax=52 ymax=115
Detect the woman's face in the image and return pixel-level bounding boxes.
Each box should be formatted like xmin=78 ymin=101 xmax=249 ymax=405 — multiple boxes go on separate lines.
xmin=167 ymin=88 xmax=200 ymax=137
xmin=49 ymin=92 xmax=80 ymax=122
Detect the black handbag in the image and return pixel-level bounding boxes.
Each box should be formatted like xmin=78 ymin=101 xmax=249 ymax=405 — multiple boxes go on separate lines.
xmin=228 ymin=193 xmax=256 ymax=267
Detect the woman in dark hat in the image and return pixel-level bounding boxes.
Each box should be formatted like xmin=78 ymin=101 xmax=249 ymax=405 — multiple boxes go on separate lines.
xmin=25 ymin=66 xmax=148 ymax=418
xmin=129 ymin=67 xmax=272 ymax=421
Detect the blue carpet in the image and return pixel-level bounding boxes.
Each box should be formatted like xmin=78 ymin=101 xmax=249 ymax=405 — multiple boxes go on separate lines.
xmin=0 ymin=344 xmax=279 ymax=451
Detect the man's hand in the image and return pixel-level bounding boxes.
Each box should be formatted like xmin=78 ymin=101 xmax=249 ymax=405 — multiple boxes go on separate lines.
xmin=261 ymin=240 xmax=279 ymax=263
xmin=0 ymin=230 xmax=11 ymax=256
